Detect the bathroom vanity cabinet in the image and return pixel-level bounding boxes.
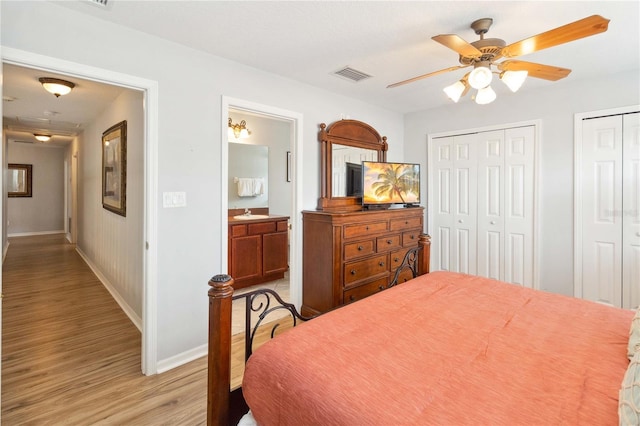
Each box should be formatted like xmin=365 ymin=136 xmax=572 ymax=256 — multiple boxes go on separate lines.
xmin=228 ymin=216 xmax=289 ymax=290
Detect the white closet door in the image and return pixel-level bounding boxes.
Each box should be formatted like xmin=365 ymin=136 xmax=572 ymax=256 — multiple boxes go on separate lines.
xmin=623 ymin=112 xmax=640 ymax=308
xmin=476 ymin=127 xmax=535 ymax=285
xmin=477 ymin=130 xmax=505 ymax=280
xmin=581 ymin=115 xmax=623 ymax=307
xmin=432 ymin=134 xmax=477 ymax=274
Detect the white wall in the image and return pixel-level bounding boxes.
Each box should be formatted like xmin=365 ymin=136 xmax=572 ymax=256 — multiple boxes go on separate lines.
xmin=7 ymin=143 xmax=65 ymax=235
xmin=77 ymin=89 xmax=144 ymax=319
xmin=1 ymin=1 xmax=403 ymax=364
xmin=404 ymin=69 xmax=640 ymax=296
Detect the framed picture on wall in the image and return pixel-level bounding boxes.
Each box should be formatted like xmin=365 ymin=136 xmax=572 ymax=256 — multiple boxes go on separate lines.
xmin=102 ymin=120 xmax=127 ymax=216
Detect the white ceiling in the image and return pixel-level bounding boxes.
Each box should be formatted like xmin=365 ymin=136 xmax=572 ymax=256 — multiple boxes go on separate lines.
xmin=4 ymin=1 xmax=639 ymax=145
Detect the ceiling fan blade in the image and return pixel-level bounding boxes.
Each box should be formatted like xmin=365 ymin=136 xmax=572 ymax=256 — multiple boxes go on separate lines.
xmin=432 ymin=34 xmax=483 ymax=58
xmin=502 ymin=15 xmax=609 ymax=58
xmin=499 ymin=60 xmax=571 ymax=81
xmin=387 ymin=65 xmax=470 ymax=88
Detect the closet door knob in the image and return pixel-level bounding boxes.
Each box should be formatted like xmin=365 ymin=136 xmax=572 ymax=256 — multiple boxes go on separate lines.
xmin=490 ymin=221 xmax=496 ymax=225
xmin=458 ymin=219 xmax=464 ymax=224
xmin=636 ymin=232 xmax=640 ymax=237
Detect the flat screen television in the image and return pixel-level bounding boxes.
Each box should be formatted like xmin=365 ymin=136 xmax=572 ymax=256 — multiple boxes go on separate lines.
xmin=361 ymin=161 xmax=420 ymax=208
xmin=345 ymin=162 xmax=363 ymax=197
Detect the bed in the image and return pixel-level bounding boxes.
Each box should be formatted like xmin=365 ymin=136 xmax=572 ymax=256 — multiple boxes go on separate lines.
xmin=208 ymin=267 xmax=639 ymax=425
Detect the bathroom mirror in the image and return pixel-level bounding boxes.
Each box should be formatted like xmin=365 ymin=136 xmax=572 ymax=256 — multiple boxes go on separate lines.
xmin=228 ymin=143 xmax=268 ymax=209
xmin=318 ymin=119 xmax=387 ymax=211
xmin=8 ymin=163 xmax=33 ymax=197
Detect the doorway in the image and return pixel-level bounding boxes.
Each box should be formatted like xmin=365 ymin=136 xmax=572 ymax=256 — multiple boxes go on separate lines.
xmin=221 ymin=97 xmax=303 ymax=309
xmin=1 ymin=47 xmax=159 ymax=374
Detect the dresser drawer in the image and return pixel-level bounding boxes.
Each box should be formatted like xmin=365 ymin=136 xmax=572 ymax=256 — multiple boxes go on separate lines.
xmin=343 ymin=277 xmax=388 ymax=305
xmin=376 ymin=234 xmax=402 ymax=251
xmin=344 ymin=239 xmax=375 ymax=261
xmin=390 ymin=248 xmax=411 ymax=269
xmin=390 ymin=216 xmax=422 ymax=231
xmin=391 ymin=268 xmax=416 ymax=286
xmin=344 ymin=254 xmax=388 ymax=285
xmin=343 ymin=221 xmax=387 ymax=239
xmin=402 ymin=230 xmax=420 ymax=246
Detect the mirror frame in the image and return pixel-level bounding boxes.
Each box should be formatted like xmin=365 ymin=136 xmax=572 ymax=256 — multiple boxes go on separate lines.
xmin=8 ymin=163 xmax=33 ymax=198
xmin=318 ymin=119 xmax=387 ymax=211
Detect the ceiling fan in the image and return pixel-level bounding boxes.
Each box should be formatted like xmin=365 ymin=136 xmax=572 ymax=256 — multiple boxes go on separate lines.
xmin=387 ymin=15 xmax=610 ymax=104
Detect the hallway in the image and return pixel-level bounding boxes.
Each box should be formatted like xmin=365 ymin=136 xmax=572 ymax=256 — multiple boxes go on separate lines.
xmin=2 ymin=234 xmax=208 ymax=424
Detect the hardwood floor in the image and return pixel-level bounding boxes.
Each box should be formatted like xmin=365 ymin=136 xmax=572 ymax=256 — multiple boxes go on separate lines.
xmin=2 ymin=234 xmax=205 ymax=424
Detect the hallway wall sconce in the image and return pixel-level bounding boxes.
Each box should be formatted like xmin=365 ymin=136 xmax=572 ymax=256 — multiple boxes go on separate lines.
xmin=228 ymin=118 xmax=251 ymax=139
xmin=39 ymin=77 xmax=75 ymax=98
xmin=34 ymin=134 xmax=51 ymax=142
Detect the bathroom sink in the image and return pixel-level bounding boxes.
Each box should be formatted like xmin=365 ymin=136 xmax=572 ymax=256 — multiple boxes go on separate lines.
xmin=233 ymin=214 xmax=270 ymax=220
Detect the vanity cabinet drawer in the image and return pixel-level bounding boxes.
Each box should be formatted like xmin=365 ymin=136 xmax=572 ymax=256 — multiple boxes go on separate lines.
xmin=376 ymin=234 xmax=402 ymax=251
xmin=343 ymin=221 xmax=387 ymax=239
xmin=276 ymin=221 xmax=288 ymax=232
xmin=390 ymin=217 xmax=422 ymax=231
xmin=230 ymin=224 xmax=247 ymax=237
xmin=344 ymin=240 xmax=375 ymax=261
xmin=344 ymin=254 xmax=388 ymax=285
xmin=344 ymin=277 xmax=388 ymax=305
xmin=402 ymin=231 xmax=419 ymax=246
xmin=248 ymin=222 xmax=277 ymax=235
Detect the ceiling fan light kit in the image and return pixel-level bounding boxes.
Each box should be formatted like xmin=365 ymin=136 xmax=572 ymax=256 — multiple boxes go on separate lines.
xmin=388 ymin=15 xmax=610 ymax=105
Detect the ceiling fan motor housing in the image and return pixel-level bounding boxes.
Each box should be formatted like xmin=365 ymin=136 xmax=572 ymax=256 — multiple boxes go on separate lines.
xmin=459 ymin=38 xmax=506 ymax=65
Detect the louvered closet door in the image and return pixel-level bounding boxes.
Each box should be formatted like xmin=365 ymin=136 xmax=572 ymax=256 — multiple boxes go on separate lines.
xmin=477 ymin=127 xmax=535 ymax=285
xmin=432 ymin=134 xmax=477 ymax=274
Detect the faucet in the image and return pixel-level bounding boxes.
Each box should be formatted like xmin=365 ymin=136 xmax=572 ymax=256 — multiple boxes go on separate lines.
xmin=244 ymin=208 xmax=251 ymax=216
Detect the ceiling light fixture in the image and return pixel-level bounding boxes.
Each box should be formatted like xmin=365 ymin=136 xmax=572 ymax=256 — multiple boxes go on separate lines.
xmin=500 ymin=70 xmax=528 ymax=92
xmin=39 ymin=77 xmax=75 ymax=98
xmin=475 ymin=86 xmax=497 ymax=105
xmin=468 ymin=62 xmax=493 ymax=90
xmin=228 ymin=118 xmax=251 ymax=139
xmin=443 ymin=77 xmax=470 ymax=103
xmin=34 ymin=134 xmax=51 ymax=142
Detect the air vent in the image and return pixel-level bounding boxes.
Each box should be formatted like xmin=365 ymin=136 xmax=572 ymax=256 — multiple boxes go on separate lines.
xmin=13 ymin=140 xmax=34 ymax=144
xmin=333 ymin=67 xmax=372 ymax=83
xmin=86 ymin=0 xmax=109 ymax=7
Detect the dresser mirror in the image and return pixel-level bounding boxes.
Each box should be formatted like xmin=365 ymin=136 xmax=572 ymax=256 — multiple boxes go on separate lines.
xmin=318 ymin=119 xmax=387 ymax=211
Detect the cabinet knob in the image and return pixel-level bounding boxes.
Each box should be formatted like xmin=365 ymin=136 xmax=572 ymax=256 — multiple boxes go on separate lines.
xmin=378 ymin=285 xmax=385 ymax=291
xmin=405 ymin=221 xmax=409 ymax=224
xmin=358 ymin=245 xmax=364 ymax=251
xmin=350 ymin=269 xmax=357 ymax=275
xmin=350 ymin=295 xmax=355 ymax=301
xmin=394 ymin=257 xmax=399 ymax=262
xmin=387 ymin=239 xmax=392 ymax=244
xmin=366 ymin=226 xmax=370 ymax=230
xmin=379 ymin=261 xmax=385 ymax=267
xmin=410 ymin=234 xmax=415 ymax=240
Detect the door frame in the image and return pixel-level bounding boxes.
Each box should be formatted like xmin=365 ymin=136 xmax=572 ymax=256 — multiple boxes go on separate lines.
xmin=573 ymin=104 xmax=640 ymax=305
xmin=221 ymin=97 xmax=304 ymax=309
xmin=427 ymin=119 xmax=541 ymax=290
xmin=1 ymin=47 xmax=160 ymax=375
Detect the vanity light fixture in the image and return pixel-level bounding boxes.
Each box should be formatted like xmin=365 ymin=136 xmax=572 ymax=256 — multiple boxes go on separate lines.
xmin=228 ymin=118 xmax=251 ymax=139
xmin=34 ymin=134 xmax=51 ymax=142
xmin=39 ymin=77 xmax=75 ymax=98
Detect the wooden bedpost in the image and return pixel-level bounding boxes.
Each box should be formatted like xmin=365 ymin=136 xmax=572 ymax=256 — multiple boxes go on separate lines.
xmin=208 ymin=274 xmax=234 ymax=426
xmin=418 ymin=234 xmax=431 ymax=275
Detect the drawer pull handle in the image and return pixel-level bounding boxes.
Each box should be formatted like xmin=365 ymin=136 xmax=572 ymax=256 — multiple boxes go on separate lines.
xmin=410 ymin=234 xmax=415 ymax=239
xmin=387 ymin=239 xmax=392 ymax=244
xmin=350 ymin=295 xmax=355 ymax=301
xmin=366 ymin=226 xmax=370 ymax=230
xmin=358 ymin=245 xmax=364 ymax=251
xmin=394 ymin=257 xmax=399 ymax=262
xmin=405 ymin=221 xmax=409 ymax=224
xmin=379 ymin=261 xmax=385 ymax=267
xmin=350 ymin=269 xmax=357 ymax=275
xmin=378 ymin=285 xmax=385 ymax=291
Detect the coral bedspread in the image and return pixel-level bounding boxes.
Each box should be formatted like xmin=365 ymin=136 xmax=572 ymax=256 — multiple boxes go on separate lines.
xmin=242 ymin=271 xmax=633 ymax=425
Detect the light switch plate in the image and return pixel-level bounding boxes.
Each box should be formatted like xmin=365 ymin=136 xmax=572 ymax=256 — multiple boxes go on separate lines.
xmin=163 ymin=191 xmax=187 ymax=208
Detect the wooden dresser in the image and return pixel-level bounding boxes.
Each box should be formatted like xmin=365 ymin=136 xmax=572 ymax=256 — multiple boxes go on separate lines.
xmin=302 ymin=207 xmax=425 ymax=316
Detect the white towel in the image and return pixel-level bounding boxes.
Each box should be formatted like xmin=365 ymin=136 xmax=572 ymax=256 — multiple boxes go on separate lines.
xmin=236 ymin=178 xmax=265 ymax=197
